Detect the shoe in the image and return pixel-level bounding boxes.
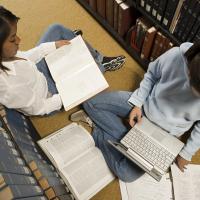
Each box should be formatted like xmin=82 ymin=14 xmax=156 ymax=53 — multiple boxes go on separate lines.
xmin=102 ymin=55 xmax=126 ymax=71
xmin=70 ymin=109 xmax=93 ymax=127
xmin=73 ymin=29 xmax=83 ymax=36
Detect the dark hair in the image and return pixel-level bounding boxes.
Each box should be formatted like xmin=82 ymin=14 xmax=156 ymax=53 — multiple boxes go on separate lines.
xmin=185 ymin=42 xmax=200 ymax=93
xmin=0 ymin=6 xmax=20 ymax=72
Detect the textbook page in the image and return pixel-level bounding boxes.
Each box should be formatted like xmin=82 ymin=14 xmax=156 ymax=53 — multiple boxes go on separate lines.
xmin=45 ymin=35 xmax=109 ymax=111
xmin=56 ymin=62 xmax=108 ymax=111
xmin=119 ymin=173 xmax=172 ymax=200
xmin=38 ymin=123 xmax=94 ymax=167
xmin=38 ymin=123 xmax=114 ymax=200
xmin=60 ymin=147 xmax=114 ymax=200
xmin=171 ymin=164 xmax=200 ymax=200
xmin=45 ymin=35 xmax=94 ymax=81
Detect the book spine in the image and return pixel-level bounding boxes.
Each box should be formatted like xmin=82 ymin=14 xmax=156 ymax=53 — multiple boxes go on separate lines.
xmin=162 ymin=0 xmax=180 ymax=29
xmin=33 ymin=168 xmax=59 ymax=180
xmin=156 ymin=0 xmax=168 ymax=22
xmin=39 ymin=176 xmax=65 ymax=190
xmin=28 ymin=160 xmax=54 ymax=172
xmin=130 ymin=25 xmax=140 ymax=51
xmin=154 ymin=33 xmax=166 ymax=59
xmin=53 ymin=194 xmax=74 ymax=200
xmin=45 ymin=185 xmax=68 ymax=200
xmin=0 ymin=145 xmax=19 ymax=156
xmin=181 ymin=1 xmax=200 ymax=42
xmin=187 ymin=15 xmax=200 ymax=42
xmin=89 ymin=0 xmax=97 ymax=11
xmin=106 ymin=0 xmax=114 ymax=27
xmin=169 ymin=0 xmax=186 ymax=33
xmin=193 ymin=28 xmax=200 ymax=43
xmin=173 ymin=1 xmax=196 ymax=41
xmin=135 ymin=18 xmax=150 ymax=53
xmin=0 ymin=159 xmax=31 ymax=175
xmin=145 ymin=0 xmax=153 ymax=14
xmin=141 ymin=27 xmax=157 ymax=60
xmin=139 ymin=0 xmax=145 ymax=8
xmin=14 ymin=196 xmax=47 ymax=200
xmin=151 ymin=0 xmax=159 ymax=18
xmin=16 ymin=140 xmax=38 ymax=153
xmin=97 ymin=0 xmax=106 ymax=18
xmin=113 ymin=0 xmax=119 ymax=30
xmin=118 ymin=2 xmax=136 ymax=37
xmin=0 ymin=173 xmax=37 ymax=186
xmin=0 ymin=185 xmax=43 ymax=199
xmin=149 ymin=32 xmax=162 ymax=61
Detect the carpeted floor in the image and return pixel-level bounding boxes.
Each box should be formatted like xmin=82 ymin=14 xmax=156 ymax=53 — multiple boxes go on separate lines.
xmin=1 ymin=1 xmax=199 ymax=199
xmin=0 ymin=0 xmax=144 ymax=199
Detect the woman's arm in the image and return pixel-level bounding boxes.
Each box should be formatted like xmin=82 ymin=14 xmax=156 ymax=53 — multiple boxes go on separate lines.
xmin=18 ymin=40 xmax=70 ymax=64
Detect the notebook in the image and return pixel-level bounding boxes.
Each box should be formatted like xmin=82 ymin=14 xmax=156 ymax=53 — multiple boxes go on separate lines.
xmin=108 ymin=116 xmax=184 ymax=181
xmin=45 ymin=35 xmax=109 ymax=111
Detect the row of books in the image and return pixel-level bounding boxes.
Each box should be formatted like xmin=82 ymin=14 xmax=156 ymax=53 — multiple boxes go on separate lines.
xmin=126 ymin=17 xmax=174 ymax=61
xmin=0 ymin=107 xmax=74 ymax=200
xmin=0 ymin=126 xmax=45 ymax=200
xmin=86 ymin=0 xmax=139 ymax=37
xmin=138 ymin=0 xmax=200 ymax=42
xmin=85 ymin=0 xmax=200 ymax=44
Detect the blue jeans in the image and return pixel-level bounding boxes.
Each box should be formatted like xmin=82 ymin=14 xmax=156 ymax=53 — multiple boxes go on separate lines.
xmin=36 ymin=24 xmax=105 ymax=95
xmin=83 ymin=91 xmax=144 ymax=182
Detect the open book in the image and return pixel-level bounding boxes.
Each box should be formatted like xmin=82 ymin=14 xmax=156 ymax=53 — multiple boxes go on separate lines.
xmin=37 ymin=123 xmax=114 ymax=200
xmin=120 ymin=164 xmax=200 ymax=200
xmin=45 ymin=35 xmax=109 ymax=111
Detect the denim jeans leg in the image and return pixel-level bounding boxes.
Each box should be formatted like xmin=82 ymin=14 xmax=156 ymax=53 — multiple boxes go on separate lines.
xmin=83 ymin=91 xmax=144 ymax=181
xmin=93 ymin=126 xmax=144 ymax=182
xmin=83 ymin=91 xmax=133 ymax=138
xmin=85 ymin=41 xmax=105 ymax=73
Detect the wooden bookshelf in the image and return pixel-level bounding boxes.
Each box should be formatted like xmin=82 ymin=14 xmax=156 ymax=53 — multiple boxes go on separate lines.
xmin=76 ymin=0 xmax=181 ymax=71
xmin=134 ymin=4 xmax=181 ymax=45
xmin=76 ymin=0 xmax=149 ymax=70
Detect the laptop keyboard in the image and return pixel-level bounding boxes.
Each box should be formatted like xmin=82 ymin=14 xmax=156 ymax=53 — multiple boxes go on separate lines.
xmin=121 ymin=128 xmax=175 ymax=171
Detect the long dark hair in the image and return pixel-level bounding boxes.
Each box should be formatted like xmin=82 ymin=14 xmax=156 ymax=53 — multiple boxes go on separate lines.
xmin=185 ymin=42 xmax=200 ymax=92
xmin=0 ymin=6 xmax=20 ymax=72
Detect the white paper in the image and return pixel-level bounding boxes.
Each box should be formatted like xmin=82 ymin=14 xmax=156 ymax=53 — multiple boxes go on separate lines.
xmin=171 ymin=164 xmax=200 ymax=200
xmin=119 ymin=173 xmax=172 ymax=200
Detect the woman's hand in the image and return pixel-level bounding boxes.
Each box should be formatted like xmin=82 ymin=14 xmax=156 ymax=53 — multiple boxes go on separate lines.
xmin=176 ymin=155 xmax=190 ymax=172
xmin=55 ymin=40 xmax=70 ymax=48
xmin=129 ymin=106 xmax=142 ymax=127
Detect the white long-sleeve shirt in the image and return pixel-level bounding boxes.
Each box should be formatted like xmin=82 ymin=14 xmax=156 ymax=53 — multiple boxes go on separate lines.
xmin=0 ymin=42 xmax=62 ymax=116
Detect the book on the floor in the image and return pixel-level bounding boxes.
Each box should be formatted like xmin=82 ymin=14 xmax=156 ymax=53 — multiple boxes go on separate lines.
xmin=37 ymin=123 xmax=115 ymax=200
xmin=120 ymin=164 xmax=200 ymax=200
xmin=45 ymin=35 xmax=109 ymax=111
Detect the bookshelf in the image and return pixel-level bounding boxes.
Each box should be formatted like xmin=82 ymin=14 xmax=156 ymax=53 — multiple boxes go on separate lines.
xmin=76 ymin=0 xmax=181 ymax=70
xmin=0 ymin=107 xmax=74 ymax=200
xmin=76 ymin=0 xmax=149 ymax=70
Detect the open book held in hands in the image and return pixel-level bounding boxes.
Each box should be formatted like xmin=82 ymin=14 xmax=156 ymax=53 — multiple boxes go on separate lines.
xmin=38 ymin=123 xmax=115 ymax=200
xmin=45 ymin=35 xmax=109 ymax=111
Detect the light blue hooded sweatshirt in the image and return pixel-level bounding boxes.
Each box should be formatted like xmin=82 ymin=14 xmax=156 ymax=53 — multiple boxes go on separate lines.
xmin=128 ymin=42 xmax=200 ymax=161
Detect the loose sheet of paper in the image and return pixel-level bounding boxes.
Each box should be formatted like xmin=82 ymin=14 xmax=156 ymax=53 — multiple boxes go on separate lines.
xmin=171 ymin=164 xmax=200 ymax=200
xmin=120 ymin=173 xmax=173 ymax=200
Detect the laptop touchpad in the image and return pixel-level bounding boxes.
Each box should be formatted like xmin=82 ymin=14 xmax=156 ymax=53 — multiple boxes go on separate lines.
xmin=151 ymin=131 xmax=165 ymax=142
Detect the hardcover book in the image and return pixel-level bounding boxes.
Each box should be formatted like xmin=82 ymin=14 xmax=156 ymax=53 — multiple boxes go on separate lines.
xmin=38 ymin=123 xmax=114 ymax=200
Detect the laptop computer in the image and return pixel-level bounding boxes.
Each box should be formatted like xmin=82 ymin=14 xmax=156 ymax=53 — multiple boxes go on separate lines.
xmin=108 ymin=116 xmax=184 ymax=181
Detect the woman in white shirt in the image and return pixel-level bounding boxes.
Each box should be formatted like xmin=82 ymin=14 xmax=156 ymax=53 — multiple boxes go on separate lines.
xmin=0 ymin=6 xmax=125 ymax=116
